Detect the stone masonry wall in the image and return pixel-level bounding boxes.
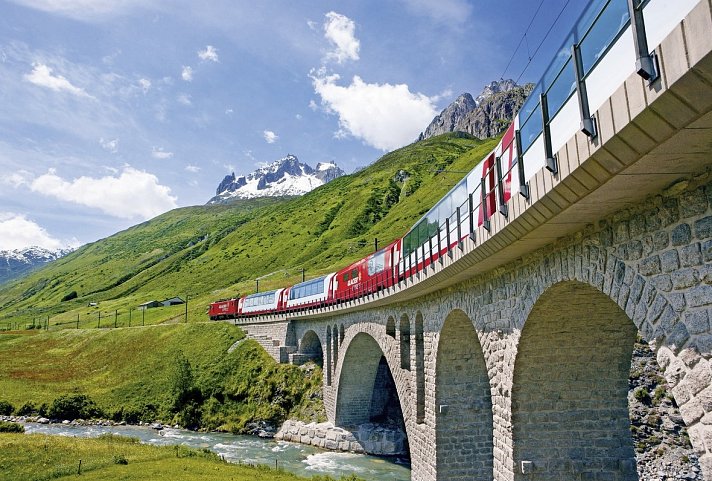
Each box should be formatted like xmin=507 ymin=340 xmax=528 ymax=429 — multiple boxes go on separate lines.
xmin=296 ymin=173 xmax=712 ymax=481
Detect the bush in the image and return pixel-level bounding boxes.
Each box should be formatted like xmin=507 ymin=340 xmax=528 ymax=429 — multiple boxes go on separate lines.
xmin=48 ymin=394 xmax=103 ymax=420
xmin=0 ymin=421 xmax=24 ymax=433
xmin=0 ymin=400 xmax=14 ymax=416
xmin=61 ymin=291 xmax=78 ymax=302
xmin=15 ymin=401 xmax=36 ymax=416
xmin=634 ymin=387 xmax=651 ymax=405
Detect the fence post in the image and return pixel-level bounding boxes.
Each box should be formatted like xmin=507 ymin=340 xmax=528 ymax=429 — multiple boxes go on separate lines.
xmin=76 ymin=314 xmax=79 ymax=329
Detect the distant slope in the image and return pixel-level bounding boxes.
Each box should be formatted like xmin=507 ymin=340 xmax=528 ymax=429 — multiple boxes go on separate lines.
xmin=0 ymin=134 xmax=498 ymax=326
xmin=0 ymin=247 xmax=72 ymax=285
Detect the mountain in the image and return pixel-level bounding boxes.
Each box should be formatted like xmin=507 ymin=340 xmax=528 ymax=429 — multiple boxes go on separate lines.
xmin=207 ymin=154 xmax=345 ymax=205
xmin=0 ymin=133 xmax=493 ymax=323
xmin=419 ymin=79 xmax=533 ymax=141
xmin=0 ymin=246 xmax=72 ymax=285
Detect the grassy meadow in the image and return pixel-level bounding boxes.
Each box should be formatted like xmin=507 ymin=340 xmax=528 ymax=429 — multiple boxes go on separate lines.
xmin=0 ymin=323 xmax=324 ymax=432
xmin=0 ymin=432 xmax=362 ymax=481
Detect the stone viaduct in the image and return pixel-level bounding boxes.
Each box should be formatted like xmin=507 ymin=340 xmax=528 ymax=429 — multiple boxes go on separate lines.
xmin=234 ymin=2 xmax=712 ymax=480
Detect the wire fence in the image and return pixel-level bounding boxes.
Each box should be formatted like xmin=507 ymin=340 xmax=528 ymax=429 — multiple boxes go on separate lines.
xmin=0 ymin=302 xmax=190 ymax=332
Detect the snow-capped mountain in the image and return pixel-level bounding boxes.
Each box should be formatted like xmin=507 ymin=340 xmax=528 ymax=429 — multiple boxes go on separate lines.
xmin=0 ymin=246 xmax=72 ymax=285
xmin=207 ymin=154 xmax=345 ymax=204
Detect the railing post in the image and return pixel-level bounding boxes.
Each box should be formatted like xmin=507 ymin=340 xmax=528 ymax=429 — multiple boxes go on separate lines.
xmin=456 ymin=206 xmax=462 ymax=250
xmin=540 ymin=92 xmax=558 ymax=174
xmin=627 ymin=0 xmax=658 ymax=82
xmin=515 ymin=130 xmax=529 ymax=199
xmin=495 ymin=156 xmax=509 ymax=217
xmin=468 ymin=193 xmax=476 ymax=241
xmin=445 ymin=217 xmax=452 ymax=257
xmin=428 ymin=232 xmax=434 ymax=265
xmin=572 ymin=43 xmax=597 ymax=138
xmin=480 ymin=178 xmax=490 ymax=232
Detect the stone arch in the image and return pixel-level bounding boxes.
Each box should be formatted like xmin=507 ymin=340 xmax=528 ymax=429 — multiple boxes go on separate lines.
xmin=512 ymin=280 xmax=638 ymax=480
xmin=298 ymin=329 xmax=323 ymax=368
xmin=400 ymin=314 xmax=411 ymax=370
xmin=435 ymin=309 xmax=493 ymax=480
xmin=334 ymin=331 xmax=409 ymax=449
xmin=386 ymin=316 xmax=396 ymax=338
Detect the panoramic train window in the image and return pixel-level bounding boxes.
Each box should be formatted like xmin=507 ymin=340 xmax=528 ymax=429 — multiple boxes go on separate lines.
xmin=367 ymin=251 xmax=385 ymax=275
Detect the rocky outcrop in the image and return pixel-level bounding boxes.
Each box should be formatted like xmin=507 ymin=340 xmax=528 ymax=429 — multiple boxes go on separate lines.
xmin=457 ymin=83 xmax=533 ymax=139
xmin=419 ymin=79 xmax=533 ymax=141
xmin=275 ymin=420 xmax=407 ymax=456
xmin=419 ymin=93 xmax=477 ymax=140
xmin=629 ymin=339 xmax=702 ymax=480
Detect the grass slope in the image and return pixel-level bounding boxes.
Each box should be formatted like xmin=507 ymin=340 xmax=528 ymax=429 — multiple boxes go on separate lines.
xmin=0 ymin=323 xmax=324 ymax=432
xmin=0 ymin=433 xmax=360 ymax=481
xmin=0 ymin=133 xmax=498 ymax=328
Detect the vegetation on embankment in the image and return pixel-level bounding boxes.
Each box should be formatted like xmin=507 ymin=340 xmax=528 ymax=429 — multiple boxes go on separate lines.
xmin=0 ymin=133 xmax=498 ymax=329
xmin=0 ymin=433 xmax=364 ymax=481
xmin=0 ymin=323 xmax=325 ymax=432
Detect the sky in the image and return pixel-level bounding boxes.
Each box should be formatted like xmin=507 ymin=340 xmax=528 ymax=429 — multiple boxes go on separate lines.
xmin=0 ymin=0 xmax=588 ymax=251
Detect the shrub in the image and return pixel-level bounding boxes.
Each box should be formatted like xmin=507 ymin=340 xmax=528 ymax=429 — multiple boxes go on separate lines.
xmin=61 ymin=291 xmax=78 ymax=302
xmin=48 ymin=394 xmax=103 ymax=420
xmin=15 ymin=401 xmax=36 ymax=416
xmin=112 ymin=454 xmax=128 ymax=465
xmin=634 ymin=387 xmax=651 ymax=405
xmin=0 ymin=421 xmax=24 ymax=433
xmin=0 ymin=400 xmax=14 ymax=416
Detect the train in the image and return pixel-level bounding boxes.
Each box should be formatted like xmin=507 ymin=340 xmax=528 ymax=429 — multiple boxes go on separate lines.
xmin=208 ymin=121 xmax=518 ymax=321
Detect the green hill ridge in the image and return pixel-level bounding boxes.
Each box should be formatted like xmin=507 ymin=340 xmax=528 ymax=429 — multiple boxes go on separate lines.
xmin=0 ymin=133 xmax=498 ymax=327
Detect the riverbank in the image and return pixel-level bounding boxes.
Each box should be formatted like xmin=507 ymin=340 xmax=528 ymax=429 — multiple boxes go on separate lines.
xmin=0 ymin=431 xmax=364 ymax=481
xmin=4 ymin=420 xmax=412 ymax=480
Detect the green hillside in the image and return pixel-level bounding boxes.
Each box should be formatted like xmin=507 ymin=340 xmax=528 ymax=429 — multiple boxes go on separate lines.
xmin=0 ymin=323 xmax=324 ymax=432
xmin=0 ymin=133 xmax=498 ymax=328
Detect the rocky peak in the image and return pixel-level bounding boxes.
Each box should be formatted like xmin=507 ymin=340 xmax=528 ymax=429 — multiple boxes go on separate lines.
xmin=475 ymin=79 xmax=518 ymax=105
xmin=419 ymin=93 xmax=477 ymax=141
xmin=419 ymin=79 xmax=532 ymax=141
xmin=207 ymin=154 xmax=345 ymax=205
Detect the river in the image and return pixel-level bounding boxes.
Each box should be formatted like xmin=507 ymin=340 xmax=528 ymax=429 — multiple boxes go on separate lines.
xmin=22 ymin=422 xmax=411 ymax=480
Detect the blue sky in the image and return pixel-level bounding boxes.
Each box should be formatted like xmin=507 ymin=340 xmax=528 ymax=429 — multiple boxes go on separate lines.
xmin=0 ymin=0 xmax=587 ymax=251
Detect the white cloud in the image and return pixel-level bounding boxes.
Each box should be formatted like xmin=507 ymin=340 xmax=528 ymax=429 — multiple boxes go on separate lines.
xmin=151 ymin=147 xmax=174 ymax=159
xmin=198 ymin=45 xmax=219 ymax=62
xmin=177 ymin=93 xmax=192 ymax=106
xmin=323 ymin=12 xmax=359 ymax=64
xmin=99 ymin=137 xmax=119 ymax=153
xmin=263 ymin=130 xmax=278 ymax=144
xmin=185 ymin=165 xmax=200 ymax=173
xmin=308 ymin=100 xmax=318 ymax=111
xmin=181 ymin=65 xmax=193 ymax=81
xmin=0 ymin=212 xmax=65 ymax=250
xmin=311 ymin=71 xmax=438 ymax=151
xmin=138 ymin=78 xmax=151 ymax=93
xmin=1 ymin=171 xmax=31 ymax=188
xmin=24 ymin=63 xmax=93 ymax=98
xmin=295 ymin=113 xmax=302 ymax=120
xmin=398 ymin=0 xmax=473 ymax=24
xmin=29 ymin=167 xmax=177 ymax=220
xmin=225 ymin=108 xmax=234 ymax=115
